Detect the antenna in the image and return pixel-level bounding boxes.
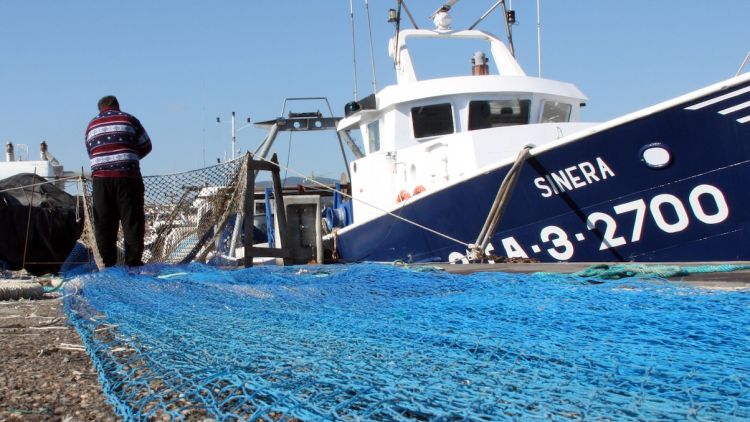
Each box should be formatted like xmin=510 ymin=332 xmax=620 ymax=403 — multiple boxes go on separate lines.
xmin=536 ymin=0 xmax=542 ymax=77
xmin=364 ymin=0 xmax=379 ymax=94
xmin=429 ymin=0 xmax=460 ymax=21
xmin=390 ymin=1 xmax=403 ymax=66
xmin=349 ymin=0 xmax=359 ymax=100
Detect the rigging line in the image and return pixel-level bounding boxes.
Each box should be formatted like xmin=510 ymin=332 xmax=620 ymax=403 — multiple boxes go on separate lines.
xmin=22 ymin=170 xmax=38 ymax=270
xmin=469 ymin=0 xmax=503 ymax=30
xmin=0 ymin=175 xmax=81 ymax=194
xmin=252 ymin=154 xmax=471 ymax=249
xmin=349 ymin=0 xmax=359 ymax=100
xmin=364 ymin=0 xmax=378 ymax=94
xmin=737 ymin=50 xmax=750 ymax=77
xmin=400 ymin=0 xmax=419 ymax=29
xmin=75 ymin=188 xmax=81 ymax=222
xmin=283 ymin=130 xmax=292 ymax=185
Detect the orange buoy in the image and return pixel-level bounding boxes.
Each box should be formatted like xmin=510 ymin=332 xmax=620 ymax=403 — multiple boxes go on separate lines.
xmin=396 ymin=189 xmax=411 ymax=203
xmin=412 ymin=185 xmax=426 ymax=195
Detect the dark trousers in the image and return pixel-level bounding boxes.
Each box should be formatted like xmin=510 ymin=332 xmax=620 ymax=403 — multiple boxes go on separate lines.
xmin=92 ymin=177 xmax=146 ymax=267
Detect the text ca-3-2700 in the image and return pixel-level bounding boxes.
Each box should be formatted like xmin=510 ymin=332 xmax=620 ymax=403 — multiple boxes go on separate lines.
xmin=499 ymin=183 xmax=729 ymax=261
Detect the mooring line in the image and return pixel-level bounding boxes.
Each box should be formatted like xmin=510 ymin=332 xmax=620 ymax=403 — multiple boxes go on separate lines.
xmin=250 ymin=154 xmax=472 ymax=249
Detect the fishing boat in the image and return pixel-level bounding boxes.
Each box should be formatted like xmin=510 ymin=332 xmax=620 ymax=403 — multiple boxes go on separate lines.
xmin=287 ymin=1 xmax=750 ymax=264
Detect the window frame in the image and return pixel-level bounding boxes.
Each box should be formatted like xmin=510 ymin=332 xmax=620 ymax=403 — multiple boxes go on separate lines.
xmin=411 ymin=102 xmax=455 ymax=139
xmin=467 ymin=98 xmax=532 ymax=130
xmin=539 ymin=100 xmax=572 ymax=123
xmin=366 ymin=120 xmax=381 ymax=153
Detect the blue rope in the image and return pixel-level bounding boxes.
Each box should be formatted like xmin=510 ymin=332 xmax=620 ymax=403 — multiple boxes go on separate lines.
xmin=544 ymin=263 xmax=750 ymax=280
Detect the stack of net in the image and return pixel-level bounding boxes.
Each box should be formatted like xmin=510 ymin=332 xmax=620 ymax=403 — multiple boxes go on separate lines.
xmin=80 ymin=156 xmax=248 ymax=268
xmin=64 ymin=264 xmax=750 ymax=420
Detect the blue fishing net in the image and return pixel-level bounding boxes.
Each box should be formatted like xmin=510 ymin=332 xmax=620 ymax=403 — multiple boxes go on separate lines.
xmin=64 ymin=264 xmax=749 ymax=421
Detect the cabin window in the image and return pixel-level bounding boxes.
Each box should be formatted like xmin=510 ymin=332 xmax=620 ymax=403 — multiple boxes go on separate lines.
xmin=468 ymin=99 xmax=531 ymax=130
xmin=367 ymin=120 xmax=380 ymax=153
xmin=411 ymin=103 xmax=454 ymax=138
xmin=540 ymin=101 xmax=572 ymax=123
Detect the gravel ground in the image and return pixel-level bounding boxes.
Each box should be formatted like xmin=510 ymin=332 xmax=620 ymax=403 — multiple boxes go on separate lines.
xmin=0 ymin=292 xmax=118 ymax=421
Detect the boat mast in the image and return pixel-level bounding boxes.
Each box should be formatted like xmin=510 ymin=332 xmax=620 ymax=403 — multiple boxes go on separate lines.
xmin=536 ymin=0 xmax=542 ymax=77
xmin=364 ymin=0 xmax=378 ymax=94
xmin=349 ymin=0 xmax=359 ymax=100
xmin=231 ymin=111 xmax=236 ymax=159
xmin=389 ymin=1 xmax=403 ymax=67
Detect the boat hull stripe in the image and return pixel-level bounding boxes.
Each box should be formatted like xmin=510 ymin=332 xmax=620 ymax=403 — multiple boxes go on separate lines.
xmin=685 ymin=86 xmax=750 ymax=110
xmin=719 ymin=100 xmax=750 ymax=115
xmin=738 ymin=115 xmax=750 ymax=124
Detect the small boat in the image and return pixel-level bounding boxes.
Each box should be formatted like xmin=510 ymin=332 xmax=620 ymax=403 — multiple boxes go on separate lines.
xmin=300 ymin=3 xmax=750 ymax=264
xmin=0 ymin=142 xmax=82 ymax=274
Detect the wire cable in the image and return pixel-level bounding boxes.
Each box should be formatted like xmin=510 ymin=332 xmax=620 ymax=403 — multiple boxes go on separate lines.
xmin=251 ymin=154 xmax=471 ymax=249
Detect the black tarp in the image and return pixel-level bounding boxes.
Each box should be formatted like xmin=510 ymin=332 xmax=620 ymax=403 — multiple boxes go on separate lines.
xmin=0 ymin=173 xmax=83 ymax=275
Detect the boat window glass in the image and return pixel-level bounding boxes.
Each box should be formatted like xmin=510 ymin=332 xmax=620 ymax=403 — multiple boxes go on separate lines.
xmin=411 ymin=103 xmax=454 ymax=138
xmin=468 ymin=99 xmax=531 ymax=130
xmin=540 ymin=101 xmax=572 ymax=123
xmin=367 ymin=120 xmax=380 ymax=153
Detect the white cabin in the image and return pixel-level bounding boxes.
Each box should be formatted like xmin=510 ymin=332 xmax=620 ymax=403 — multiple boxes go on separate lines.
xmin=338 ymin=27 xmax=597 ymax=224
xmin=1 ymin=142 xmax=66 ymax=182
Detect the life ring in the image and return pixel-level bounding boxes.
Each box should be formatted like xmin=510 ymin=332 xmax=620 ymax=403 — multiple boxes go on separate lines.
xmin=412 ymin=185 xmax=426 ymax=196
xmin=396 ymin=189 xmax=411 ymax=203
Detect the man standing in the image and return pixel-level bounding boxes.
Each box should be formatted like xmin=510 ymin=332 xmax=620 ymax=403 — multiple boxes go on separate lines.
xmin=85 ymin=95 xmax=152 ymax=267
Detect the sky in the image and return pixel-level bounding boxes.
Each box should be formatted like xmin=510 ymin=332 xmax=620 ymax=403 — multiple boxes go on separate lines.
xmin=1 ymin=0 xmax=749 ymax=181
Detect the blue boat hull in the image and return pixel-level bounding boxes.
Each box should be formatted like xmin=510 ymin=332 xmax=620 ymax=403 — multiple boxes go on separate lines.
xmin=336 ymin=77 xmax=750 ymax=263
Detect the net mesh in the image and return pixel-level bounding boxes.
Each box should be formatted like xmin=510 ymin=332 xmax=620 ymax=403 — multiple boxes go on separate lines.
xmin=64 ymin=263 xmax=750 ymax=420
xmin=80 ymin=156 xmax=248 ymax=268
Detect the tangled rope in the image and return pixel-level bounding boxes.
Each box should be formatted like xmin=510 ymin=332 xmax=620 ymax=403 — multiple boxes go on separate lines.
xmin=541 ymin=263 xmax=750 ymax=280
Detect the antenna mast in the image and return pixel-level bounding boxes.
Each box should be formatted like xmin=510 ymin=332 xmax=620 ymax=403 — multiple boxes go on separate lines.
xmin=537 ymin=0 xmax=542 ymax=77
xmin=429 ymin=0 xmax=460 ymax=21
xmin=364 ymin=0 xmax=378 ymax=94
xmin=390 ymin=1 xmax=403 ymax=66
xmin=349 ymin=0 xmax=359 ymax=100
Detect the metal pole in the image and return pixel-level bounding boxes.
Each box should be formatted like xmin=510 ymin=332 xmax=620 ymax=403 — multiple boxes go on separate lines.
xmin=400 ymin=0 xmax=419 ymax=29
xmin=349 ymin=0 xmax=359 ymax=100
xmin=364 ymin=0 xmax=379 ymax=94
xmin=537 ymin=0 xmax=542 ymax=77
xmin=736 ymin=50 xmax=750 ymax=76
xmin=468 ymin=0 xmax=503 ymax=30
xmin=231 ymin=111 xmax=237 ymax=159
xmin=244 ymin=154 xmax=254 ymax=267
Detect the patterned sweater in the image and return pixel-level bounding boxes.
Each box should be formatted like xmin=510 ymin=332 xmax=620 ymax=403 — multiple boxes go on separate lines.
xmin=85 ymin=106 xmax=152 ymax=178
